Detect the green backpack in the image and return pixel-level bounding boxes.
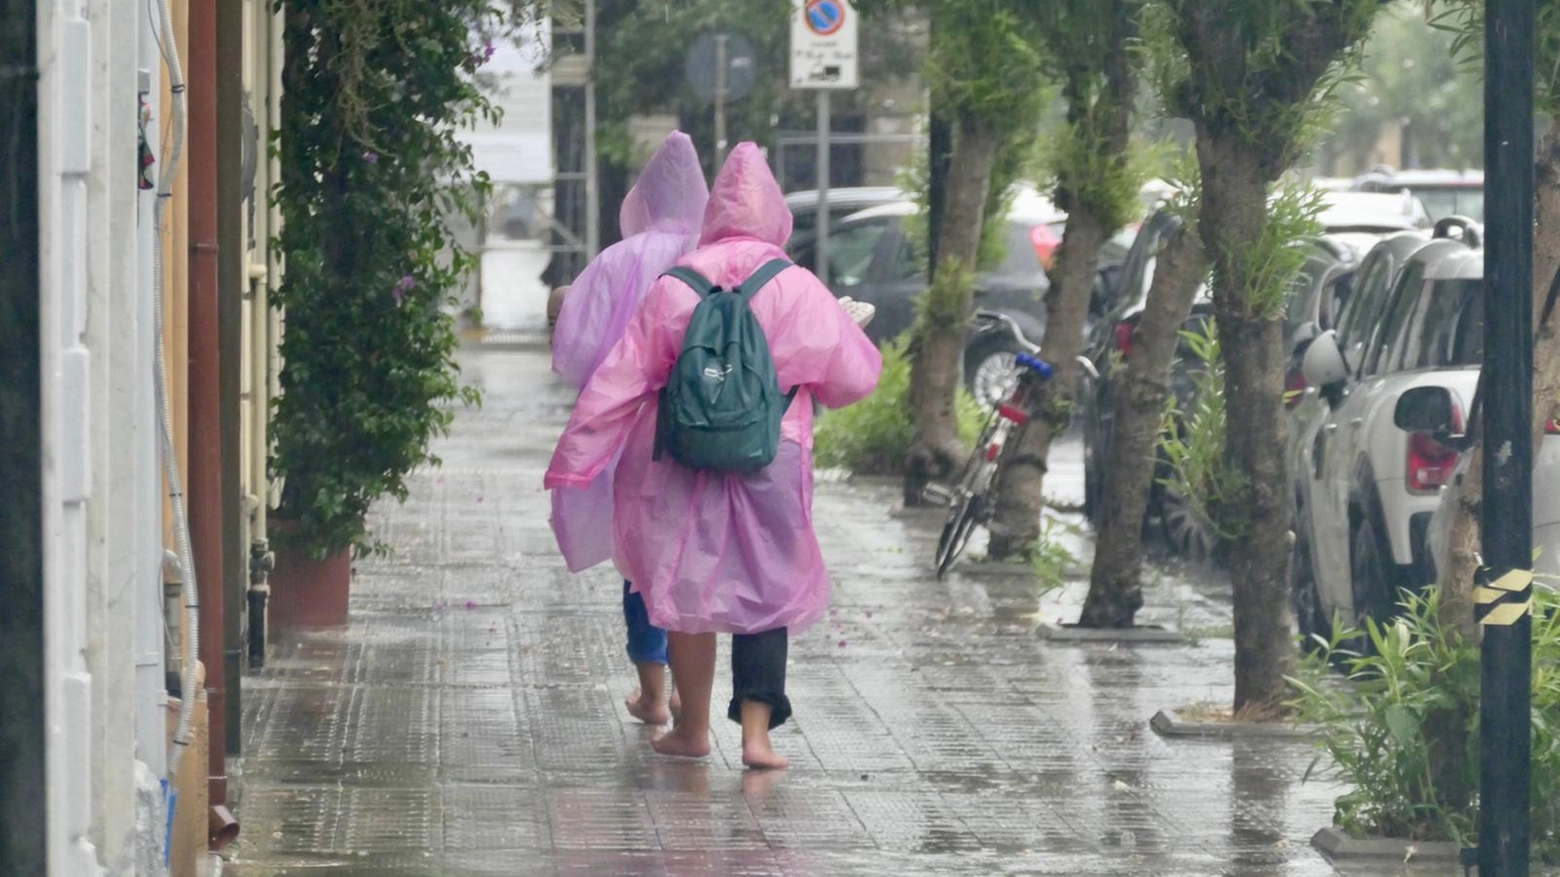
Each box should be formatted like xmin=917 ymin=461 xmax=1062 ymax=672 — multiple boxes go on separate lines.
xmin=654 ymin=258 xmax=797 ymax=472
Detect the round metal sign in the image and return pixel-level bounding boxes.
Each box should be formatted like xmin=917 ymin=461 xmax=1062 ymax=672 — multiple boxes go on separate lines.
xmin=684 ymin=32 xmax=758 ymax=104
xmin=804 ymin=0 xmax=846 ymax=37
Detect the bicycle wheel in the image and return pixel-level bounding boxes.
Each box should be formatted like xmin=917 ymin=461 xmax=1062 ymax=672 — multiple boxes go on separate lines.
xmin=935 ymin=493 xmax=980 ymax=579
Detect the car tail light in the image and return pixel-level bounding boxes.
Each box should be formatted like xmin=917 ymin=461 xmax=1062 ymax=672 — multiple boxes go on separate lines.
xmin=1113 ymin=321 xmax=1134 ymax=359
xmin=1284 ymin=368 xmax=1307 ymax=410
xmin=1547 ymin=417 xmax=1560 ymax=435
xmin=1031 ymin=224 xmax=1062 ymax=271
xmin=1406 ymin=404 xmax=1466 ymax=493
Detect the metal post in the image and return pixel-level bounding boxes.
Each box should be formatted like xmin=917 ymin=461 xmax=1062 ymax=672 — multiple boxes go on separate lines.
xmin=188 ymin=0 xmax=229 ymax=807
xmin=0 ymin=0 xmax=47 ymax=869
xmin=714 ymin=34 xmax=728 ymax=166
xmin=816 ymin=89 xmax=831 ymax=287
xmin=583 ymin=0 xmax=599 ymax=258
xmin=1479 ymin=0 xmax=1535 ymax=872
xmin=217 ymin=0 xmax=246 ymax=757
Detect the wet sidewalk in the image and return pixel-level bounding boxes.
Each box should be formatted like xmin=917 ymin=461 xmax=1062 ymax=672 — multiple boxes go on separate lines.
xmin=227 ymin=348 xmax=1397 ymax=877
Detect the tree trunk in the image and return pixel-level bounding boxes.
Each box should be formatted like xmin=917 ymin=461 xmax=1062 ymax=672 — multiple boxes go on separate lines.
xmin=1079 ymin=227 xmax=1207 ymax=627
xmin=905 ymin=118 xmax=1001 ymax=504
xmin=926 ymin=106 xmax=952 ymax=280
xmin=987 ymin=24 xmax=1137 ymax=557
xmin=986 ymin=210 xmax=1106 ymax=556
xmin=1196 ymin=139 xmax=1296 ymax=712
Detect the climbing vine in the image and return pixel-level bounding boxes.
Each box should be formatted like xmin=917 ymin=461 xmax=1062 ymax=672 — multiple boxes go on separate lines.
xmin=271 ymin=0 xmax=508 ymax=556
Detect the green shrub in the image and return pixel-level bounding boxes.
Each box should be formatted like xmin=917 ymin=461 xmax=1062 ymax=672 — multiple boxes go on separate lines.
xmin=1159 ymin=318 xmax=1235 ymax=542
xmin=814 ymin=337 xmax=985 ymax=475
xmin=1289 ymin=586 xmax=1560 ymax=859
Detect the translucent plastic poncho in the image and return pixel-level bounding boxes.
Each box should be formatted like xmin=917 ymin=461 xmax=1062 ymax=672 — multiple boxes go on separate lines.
xmin=548 ymin=132 xmax=708 ymax=572
xmin=545 ymin=143 xmax=883 ymax=635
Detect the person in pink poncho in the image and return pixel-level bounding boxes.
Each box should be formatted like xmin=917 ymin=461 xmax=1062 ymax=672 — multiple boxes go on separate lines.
xmin=545 ymin=143 xmax=882 ymax=769
xmin=549 ymin=131 xmax=708 ymax=727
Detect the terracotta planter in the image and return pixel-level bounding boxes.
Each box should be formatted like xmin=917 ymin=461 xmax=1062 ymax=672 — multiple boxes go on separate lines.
xmin=267 ymin=520 xmax=352 ymax=633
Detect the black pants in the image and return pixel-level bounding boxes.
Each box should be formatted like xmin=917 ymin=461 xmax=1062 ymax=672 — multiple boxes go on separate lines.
xmin=728 ymin=627 xmax=790 ymax=729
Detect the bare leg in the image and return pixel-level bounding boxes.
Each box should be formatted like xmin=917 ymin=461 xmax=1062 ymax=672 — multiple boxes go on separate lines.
xmin=651 ymin=632 xmax=714 ymax=758
xmin=625 ymin=662 xmax=671 ymax=725
xmin=739 ymin=700 xmax=789 ymax=770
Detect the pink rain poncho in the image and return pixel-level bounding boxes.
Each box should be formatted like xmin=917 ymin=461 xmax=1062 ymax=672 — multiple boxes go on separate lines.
xmin=545 ymin=143 xmax=883 ymax=635
xmin=549 ymin=132 xmax=709 ymax=572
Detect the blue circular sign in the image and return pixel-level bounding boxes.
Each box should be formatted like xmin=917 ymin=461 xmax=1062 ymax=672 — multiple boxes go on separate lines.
xmin=805 ymin=0 xmax=845 ymax=37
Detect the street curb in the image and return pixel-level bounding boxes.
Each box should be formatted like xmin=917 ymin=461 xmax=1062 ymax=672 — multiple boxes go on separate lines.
xmin=1310 ymin=826 xmax=1463 ymax=863
xmin=961 ymin=561 xmax=1039 ymax=579
xmin=1038 ymin=623 xmax=1187 ymax=644
xmin=1149 ymin=709 xmax=1321 ymax=739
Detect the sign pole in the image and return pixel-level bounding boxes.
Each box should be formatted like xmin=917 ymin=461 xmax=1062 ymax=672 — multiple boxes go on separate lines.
xmin=714 ymin=33 xmax=728 ymax=166
xmin=816 ymin=89 xmax=831 ymax=287
xmin=1478 ymin=0 xmax=1535 ymax=872
xmin=790 ymin=0 xmax=857 ymax=289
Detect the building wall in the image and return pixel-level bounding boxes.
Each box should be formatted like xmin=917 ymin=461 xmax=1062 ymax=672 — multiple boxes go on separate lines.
xmin=40 ymin=0 xmax=177 ymax=871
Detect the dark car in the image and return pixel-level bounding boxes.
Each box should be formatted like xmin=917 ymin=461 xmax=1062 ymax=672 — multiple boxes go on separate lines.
xmin=783 ymin=186 xmax=905 ymax=242
xmin=1078 ymin=209 xmax=1210 ymax=552
xmin=790 ymin=196 xmax=1068 ymax=404
xmin=1080 ymin=199 xmax=1426 ymax=559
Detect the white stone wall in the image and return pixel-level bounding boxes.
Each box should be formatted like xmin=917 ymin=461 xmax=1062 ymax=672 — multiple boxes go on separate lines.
xmin=39 ymin=0 xmax=168 ymax=872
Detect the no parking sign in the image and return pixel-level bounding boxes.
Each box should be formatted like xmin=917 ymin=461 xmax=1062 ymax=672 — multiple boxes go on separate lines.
xmin=789 ymin=0 xmax=858 ymax=89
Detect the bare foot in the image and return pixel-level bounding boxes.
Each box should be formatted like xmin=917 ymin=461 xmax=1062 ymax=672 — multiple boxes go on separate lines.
xmin=625 ymin=690 xmax=671 ymax=726
xmin=650 ymin=725 xmax=711 ymax=759
xmin=741 ymin=739 xmax=790 ymax=771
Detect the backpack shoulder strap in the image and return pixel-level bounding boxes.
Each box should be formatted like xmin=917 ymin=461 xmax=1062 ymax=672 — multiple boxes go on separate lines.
xmin=734 ymin=259 xmax=793 ymax=303
xmin=663 ymin=266 xmax=719 ymax=298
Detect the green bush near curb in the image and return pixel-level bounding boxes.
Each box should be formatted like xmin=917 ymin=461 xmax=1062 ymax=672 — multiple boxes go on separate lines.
xmin=814 ymin=337 xmax=986 ymax=476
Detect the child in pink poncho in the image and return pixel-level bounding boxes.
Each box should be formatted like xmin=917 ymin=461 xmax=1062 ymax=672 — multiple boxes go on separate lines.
xmin=548 ymin=131 xmax=708 ymax=726
xmin=545 ymin=143 xmax=882 ymax=768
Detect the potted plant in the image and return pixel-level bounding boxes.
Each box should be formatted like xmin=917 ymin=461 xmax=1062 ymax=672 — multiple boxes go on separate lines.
xmin=267 ymin=0 xmax=502 ymax=630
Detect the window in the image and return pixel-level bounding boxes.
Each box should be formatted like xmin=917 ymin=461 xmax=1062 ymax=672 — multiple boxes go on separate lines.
xmin=992 ymin=221 xmax=1045 ymax=280
xmin=1419 ymin=280 xmax=1483 ymax=368
xmin=1320 ymin=269 xmax=1356 ymax=330
xmin=1364 ymin=260 xmax=1427 ymax=376
xmin=790 ymin=217 xmax=897 ymax=286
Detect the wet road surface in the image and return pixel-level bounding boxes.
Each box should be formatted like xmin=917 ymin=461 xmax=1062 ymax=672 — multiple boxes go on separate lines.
xmin=226 ymin=348 xmax=1436 ymax=876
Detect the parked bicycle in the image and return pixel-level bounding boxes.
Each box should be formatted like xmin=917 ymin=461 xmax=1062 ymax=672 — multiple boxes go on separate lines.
xmin=926 ymin=311 xmax=1096 ymax=578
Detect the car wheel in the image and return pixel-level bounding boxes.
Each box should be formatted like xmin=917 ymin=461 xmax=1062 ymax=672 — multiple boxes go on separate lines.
xmin=1291 ymin=519 xmax=1328 ymax=650
xmin=964 ymin=334 xmax=1024 ymax=410
xmin=1160 ymin=483 xmax=1219 ymax=563
xmin=1349 ymin=503 xmax=1398 ymax=638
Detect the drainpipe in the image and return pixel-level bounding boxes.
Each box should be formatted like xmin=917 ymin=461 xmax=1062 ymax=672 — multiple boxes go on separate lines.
xmin=0 ymin=0 xmax=47 ymax=870
xmin=186 ymin=0 xmax=228 ymax=809
xmin=244 ymin=0 xmax=274 ymax=671
xmin=216 ymin=0 xmax=246 ymax=763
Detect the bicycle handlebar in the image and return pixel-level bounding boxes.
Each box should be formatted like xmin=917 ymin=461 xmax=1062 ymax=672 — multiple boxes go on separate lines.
xmin=1014 ymin=353 xmax=1054 ymax=380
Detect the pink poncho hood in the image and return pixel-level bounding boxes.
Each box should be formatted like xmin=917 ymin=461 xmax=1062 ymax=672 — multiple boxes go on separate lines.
xmin=548 ymin=132 xmax=707 ymax=571
xmin=545 ymin=143 xmax=883 ymax=634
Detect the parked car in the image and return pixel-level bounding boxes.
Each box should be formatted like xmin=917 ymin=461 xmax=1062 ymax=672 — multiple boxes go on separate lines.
xmin=1418 ymin=416 xmax=1560 ymax=593
xmin=1313 ymin=189 xmax=1432 ymax=232
xmin=788 ymin=185 xmax=1130 ymax=408
xmin=784 ymin=186 xmax=905 ymax=242
xmin=1281 ymin=233 xmax=1380 ymax=409
xmin=1286 ymin=230 xmax=1433 ymax=634
xmin=1292 ymin=227 xmax=1488 ymax=636
xmin=1352 ymin=167 xmax=1484 ymax=223
xmin=1080 ymin=194 xmax=1424 ymax=558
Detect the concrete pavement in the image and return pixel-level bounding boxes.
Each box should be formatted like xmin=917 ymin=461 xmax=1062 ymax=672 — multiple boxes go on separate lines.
xmin=225 ymin=347 xmax=1424 ymax=876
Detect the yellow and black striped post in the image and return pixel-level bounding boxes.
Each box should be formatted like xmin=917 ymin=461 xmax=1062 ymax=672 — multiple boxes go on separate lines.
xmin=1480 ymin=0 xmax=1536 ymax=871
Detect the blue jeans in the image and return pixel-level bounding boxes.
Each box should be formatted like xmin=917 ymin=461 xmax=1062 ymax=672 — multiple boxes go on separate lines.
xmin=623 ymin=580 xmax=668 ymax=666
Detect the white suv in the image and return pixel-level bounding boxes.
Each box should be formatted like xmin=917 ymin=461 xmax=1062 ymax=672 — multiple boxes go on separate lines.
xmin=1293 ymin=233 xmax=1485 ymax=633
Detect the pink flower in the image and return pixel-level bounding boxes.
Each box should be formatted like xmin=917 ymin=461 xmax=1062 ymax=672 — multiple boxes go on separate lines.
xmin=363 ymin=150 xmax=379 ymax=164
xmin=392 ymin=274 xmax=416 ymax=306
